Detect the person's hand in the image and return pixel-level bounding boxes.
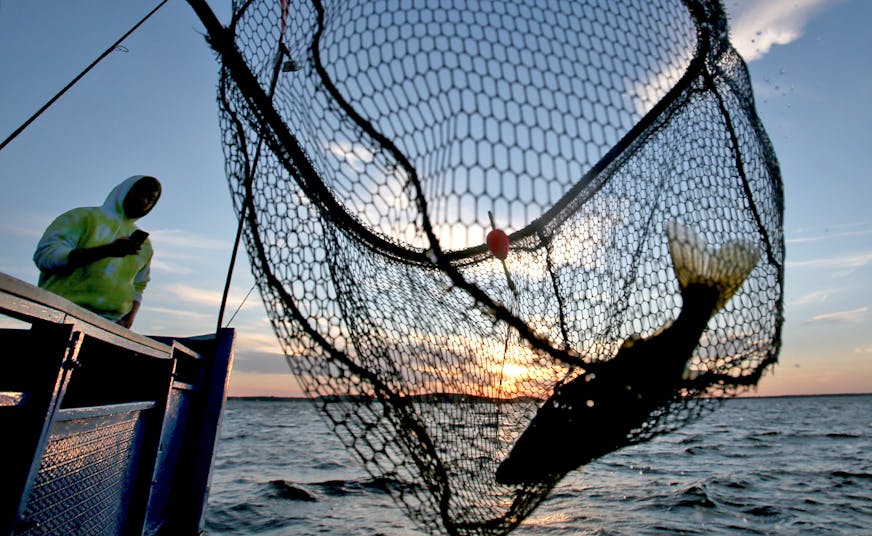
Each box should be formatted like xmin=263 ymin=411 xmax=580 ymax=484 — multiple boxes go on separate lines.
xmin=67 ymin=237 xmax=143 ymax=270
xmin=102 ymin=237 xmax=143 ymax=258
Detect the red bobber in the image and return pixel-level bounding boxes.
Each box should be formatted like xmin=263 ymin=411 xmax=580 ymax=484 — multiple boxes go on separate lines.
xmin=486 ymin=229 xmax=509 ymax=260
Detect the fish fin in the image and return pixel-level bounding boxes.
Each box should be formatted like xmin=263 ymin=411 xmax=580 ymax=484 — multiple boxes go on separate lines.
xmin=666 ymin=222 xmax=760 ymax=312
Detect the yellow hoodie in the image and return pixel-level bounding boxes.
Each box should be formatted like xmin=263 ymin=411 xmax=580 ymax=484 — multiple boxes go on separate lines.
xmin=33 ymin=176 xmax=157 ymax=320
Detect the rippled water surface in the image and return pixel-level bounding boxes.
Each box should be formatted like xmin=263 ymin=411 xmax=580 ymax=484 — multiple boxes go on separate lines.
xmin=206 ymin=395 xmax=871 ymax=535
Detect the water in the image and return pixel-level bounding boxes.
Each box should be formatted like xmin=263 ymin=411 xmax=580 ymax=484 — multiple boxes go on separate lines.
xmin=205 ymin=395 xmax=871 ymax=535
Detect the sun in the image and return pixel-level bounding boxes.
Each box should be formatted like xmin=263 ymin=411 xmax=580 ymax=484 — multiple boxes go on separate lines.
xmin=500 ymin=363 xmax=528 ymax=380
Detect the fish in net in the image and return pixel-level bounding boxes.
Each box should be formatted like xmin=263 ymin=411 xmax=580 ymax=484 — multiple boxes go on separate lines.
xmin=193 ymin=0 xmax=784 ymax=533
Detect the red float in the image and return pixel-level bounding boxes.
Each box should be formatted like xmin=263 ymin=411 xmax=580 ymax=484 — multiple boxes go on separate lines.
xmin=486 ymin=229 xmax=509 ymax=260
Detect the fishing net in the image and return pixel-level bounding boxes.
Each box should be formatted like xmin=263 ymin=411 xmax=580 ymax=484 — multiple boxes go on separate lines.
xmin=203 ymin=0 xmax=783 ymax=533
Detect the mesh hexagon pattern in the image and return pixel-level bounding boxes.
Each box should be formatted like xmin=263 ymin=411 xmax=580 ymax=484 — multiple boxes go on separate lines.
xmin=206 ymin=0 xmax=784 ymax=533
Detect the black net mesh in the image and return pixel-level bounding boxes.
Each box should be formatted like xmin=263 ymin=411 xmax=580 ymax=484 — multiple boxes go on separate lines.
xmin=206 ymin=0 xmax=784 ymax=533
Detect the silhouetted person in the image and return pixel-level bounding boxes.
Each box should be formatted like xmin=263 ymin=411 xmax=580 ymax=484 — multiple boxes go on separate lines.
xmin=33 ymin=175 xmax=161 ymax=328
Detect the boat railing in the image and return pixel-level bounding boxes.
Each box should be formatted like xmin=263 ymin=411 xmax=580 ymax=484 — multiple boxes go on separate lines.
xmin=0 ymin=273 xmax=235 ymax=536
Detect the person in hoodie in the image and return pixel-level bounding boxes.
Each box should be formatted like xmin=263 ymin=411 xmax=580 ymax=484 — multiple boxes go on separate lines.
xmin=33 ymin=175 xmax=162 ymax=329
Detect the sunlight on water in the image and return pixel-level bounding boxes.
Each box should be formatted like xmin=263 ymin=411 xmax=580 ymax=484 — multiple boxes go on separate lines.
xmin=207 ymin=395 xmax=871 ymax=535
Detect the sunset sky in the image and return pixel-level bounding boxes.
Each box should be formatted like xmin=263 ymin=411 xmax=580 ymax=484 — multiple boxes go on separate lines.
xmin=1 ymin=0 xmax=870 ymax=397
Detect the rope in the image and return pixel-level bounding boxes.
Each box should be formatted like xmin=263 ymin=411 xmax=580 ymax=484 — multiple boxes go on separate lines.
xmin=0 ymin=0 xmax=170 ymax=153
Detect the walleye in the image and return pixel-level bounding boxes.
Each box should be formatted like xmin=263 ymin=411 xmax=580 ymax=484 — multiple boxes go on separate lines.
xmin=495 ymin=222 xmax=760 ymax=485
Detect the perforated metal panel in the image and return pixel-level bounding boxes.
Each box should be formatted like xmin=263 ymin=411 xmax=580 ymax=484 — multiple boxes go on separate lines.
xmin=18 ymin=409 xmax=148 ymax=536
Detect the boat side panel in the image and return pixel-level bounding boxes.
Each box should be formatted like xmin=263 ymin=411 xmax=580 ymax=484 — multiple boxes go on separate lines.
xmin=1 ymin=273 xmax=235 ymax=536
xmin=0 ymin=323 xmax=77 ymax=536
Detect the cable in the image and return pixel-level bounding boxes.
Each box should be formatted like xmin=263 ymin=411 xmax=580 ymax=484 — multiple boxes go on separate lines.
xmin=224 ymin=283 xmax=257 ymax=327
xmin=0 ymin=0 xmax=170 ymax=152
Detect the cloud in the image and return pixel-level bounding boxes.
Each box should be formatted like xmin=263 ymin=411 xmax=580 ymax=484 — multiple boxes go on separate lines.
xmin=158 ymin=282 xmax=261 ymax=311
xmin=160 ymin=283 xmax=222 ymax=307
xmin=145 ymin=306 xmax=213 ymax=322
xmin=787 ymin=227 xmax=872 ymax=244
xmin=230 ymin=329 xmax=291 ymax=375
xmin=725 ymin=0 xmax=836 ymax=61
xmin=0 ymin=222 xmax=44 ymax=239
xmin=803 ymin=307 xmax=868 ymax=325
xmin=855 ymin=345 xmax=872 ymax=354
xmin=325 ymin=140 xmax=376 ymax=174
xmin=787 ymin=252 xmax=872 ymax=273
xmin=788 ymin=289 xmax=830 ymax=307
xmin=149 ymin=257 xmax=193 ymax=275
xmin=233 ymin=351 xmax=290 ymax=375
xmin=236 ymin=330 xmax=284 ymax=356
xmin=136 ymin=229 xmax=231 ymax=275
xmin=149 ymin=229 xmax=229 ymax=250
xmin=0 ymin=212 xmax=59 ymax=241
xmin=625 ymin=58 xmax=690 ymax=118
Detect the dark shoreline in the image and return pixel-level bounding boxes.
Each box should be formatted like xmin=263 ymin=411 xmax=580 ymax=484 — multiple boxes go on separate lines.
xmin=228 ymin=392 xmax=871 ymax=402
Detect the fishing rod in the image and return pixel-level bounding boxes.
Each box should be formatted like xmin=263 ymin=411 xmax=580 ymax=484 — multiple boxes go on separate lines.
xmin=0 ymin=0 xmax=170 ymax=153
xmin=214 ymin=2 xmax=299 ymax=332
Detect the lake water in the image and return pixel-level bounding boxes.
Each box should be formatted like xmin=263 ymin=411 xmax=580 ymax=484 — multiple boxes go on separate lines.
xmin=205 ymin=394 xmax=871 ymax=535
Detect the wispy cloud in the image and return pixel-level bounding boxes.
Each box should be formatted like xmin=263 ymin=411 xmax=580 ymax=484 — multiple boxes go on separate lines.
xmin=325 ymin=140 xmax=376 ymax=174
xmin=788 ymin=289 xmax=831 ymax=307
xmin=803 ymin=307 xmax=868 ymax=325
xmin=149 ymin=229 xmax=229 ymax=251
xmin=0 ymin=212 xmax=57 ymax=239
xmin=133 ymin=230 xmax=231 ymax=275
xmin=855 ymin=345 xmax=872 ymax=354
xmin=787 ymin=252 xmax=872 ymax=273
xmin=158 ymin=283 xmax=260 ymax=311
xmin=146 ymin=306 xmax=213 ymax=322
xmin=726 ymin=0 xmax=836 ymax=61
xmin=236 ymin=330 xmax=283 ymax=355
xmin=0 ymin=222 xmax=44 ymax=239
xmin=787 ymin=227 xmax=872 ymax=244
xmin=160 ymin=283 xmax=222 ymax=307
xmin=232 ymin=353 xmax=291 ymax=375
xmin=229 ymin=329 xmax=288 ymax=375
xmin=149 ymin=257 xmax=193 ymax=275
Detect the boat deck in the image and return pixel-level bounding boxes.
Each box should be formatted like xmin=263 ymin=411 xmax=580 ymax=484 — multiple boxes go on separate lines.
xmin=0 ymin=273 xmax=235 ymax=536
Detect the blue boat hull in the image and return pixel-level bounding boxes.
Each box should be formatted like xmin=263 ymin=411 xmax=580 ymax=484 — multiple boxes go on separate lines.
xmin=0 ymin=273 xmax=235 ymax=536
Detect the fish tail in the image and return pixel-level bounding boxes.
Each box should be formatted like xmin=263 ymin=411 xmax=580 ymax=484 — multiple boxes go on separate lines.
xmin=665 ymin=221 xmax=760 ymax=312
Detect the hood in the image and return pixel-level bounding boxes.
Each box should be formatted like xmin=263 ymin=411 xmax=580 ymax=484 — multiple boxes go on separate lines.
xmin=100 ymin=175 xmax=159 ymax=221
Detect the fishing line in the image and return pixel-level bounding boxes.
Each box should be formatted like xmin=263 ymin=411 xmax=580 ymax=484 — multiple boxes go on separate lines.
xmin=224 ymin=282 xmax=257 ymax=327
xmin=0 ymin=0 xmax=170 ymax=152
